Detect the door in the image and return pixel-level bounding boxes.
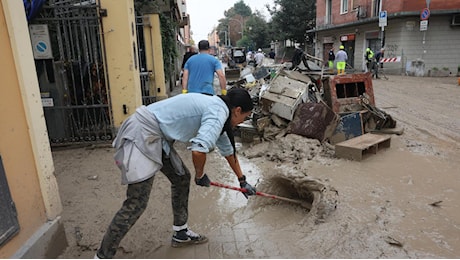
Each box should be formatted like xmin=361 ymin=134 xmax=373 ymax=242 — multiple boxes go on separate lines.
xmin=342 ymin=41 xmax=355 ymax=69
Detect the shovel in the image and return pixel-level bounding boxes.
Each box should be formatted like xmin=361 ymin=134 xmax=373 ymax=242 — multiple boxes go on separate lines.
xmin=210 ymin=181 xmax=312 ymax=210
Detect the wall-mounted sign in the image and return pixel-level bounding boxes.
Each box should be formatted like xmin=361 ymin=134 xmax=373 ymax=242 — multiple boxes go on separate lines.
xmin=323 ymin=36 xmax=334 ymax=43
xmin=379 ymin=11 xmax=388 ymax=27
xmin=340 ymin=34 xmax=355 ymax=42
xmin=41 ymin=98 xmax=54 ymax=107
xmin=29 ymin=24 xmax=53 ymax=59
xmin=420 ymin=20 xmax=429 ymax=31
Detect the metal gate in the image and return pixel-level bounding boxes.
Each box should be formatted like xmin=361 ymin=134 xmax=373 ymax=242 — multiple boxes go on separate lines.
xmin=33 ymin=0 xmax=113 ymax=145
xmin=136 ymin=15 xmax=157 ymax=105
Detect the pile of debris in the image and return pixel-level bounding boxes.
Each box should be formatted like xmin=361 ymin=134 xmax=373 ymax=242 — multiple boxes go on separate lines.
xmin=228 ymin=57 xmax=400 ymax=161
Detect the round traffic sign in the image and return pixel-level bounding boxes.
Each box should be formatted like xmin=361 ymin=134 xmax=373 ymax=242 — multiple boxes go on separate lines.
xmin=420 ymin=8 xmax=430 ymax=20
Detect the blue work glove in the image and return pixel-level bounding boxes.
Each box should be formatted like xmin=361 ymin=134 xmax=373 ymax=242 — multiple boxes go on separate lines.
xmin=239 ymin=175 xmax=256 ymax=199
xmin=195 ymin=174 xmax=211 ymax=187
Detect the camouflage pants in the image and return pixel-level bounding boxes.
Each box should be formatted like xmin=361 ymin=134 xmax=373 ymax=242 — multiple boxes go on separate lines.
xmin=97 ymin=147 xmax=191 ymax=258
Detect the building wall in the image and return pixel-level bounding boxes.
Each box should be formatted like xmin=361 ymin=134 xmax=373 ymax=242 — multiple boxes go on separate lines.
xmin=100 ymin=0 xmax=143 ymax=127
xmin=0 ymin=0 xmax=64 ymax=257
xmin=391 ymin=16 xmax=460 ymax=73
xmin=317 ymin=13 xmax=460 ymax=75
xmin=144 ymin=14 xmax=168 ymax=100
xmin=317 ymin=0 xmax=460 ymax=27
xmin=403 ymin=0 xmax=460 ymax=11
xmin=314 ymin=0 xmax=460 ymax=75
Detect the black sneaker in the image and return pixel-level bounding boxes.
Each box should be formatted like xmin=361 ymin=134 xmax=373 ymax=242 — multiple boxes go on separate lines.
xmin=171 ymin=229 xmax=208 ymax=248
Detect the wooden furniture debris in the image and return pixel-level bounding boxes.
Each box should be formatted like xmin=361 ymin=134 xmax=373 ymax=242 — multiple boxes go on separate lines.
xmin=335 ymin=133 xmax=391 ymax=161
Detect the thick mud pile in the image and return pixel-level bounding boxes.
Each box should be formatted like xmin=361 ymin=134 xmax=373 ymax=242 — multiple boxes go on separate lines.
xmin=242 ymin=134 xmax=338 ymax=222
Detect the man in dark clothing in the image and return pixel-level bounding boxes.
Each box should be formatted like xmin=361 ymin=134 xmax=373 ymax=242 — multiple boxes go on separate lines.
xmin=181 ymin=46 xmax=197 ymax=70
xmin=268 ymin=49 xmax=275 ymax=59
xmin=180 ymin=46 xmax=197 ymax=85
xmin=373 ymin=48 xmax=385 ymax=79
xmin=328 ymin=47 xmax=335 ymax=71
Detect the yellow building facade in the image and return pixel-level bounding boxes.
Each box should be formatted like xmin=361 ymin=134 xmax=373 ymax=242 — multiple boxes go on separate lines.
xmin=0 ymin=0 xmax=66 ymax=258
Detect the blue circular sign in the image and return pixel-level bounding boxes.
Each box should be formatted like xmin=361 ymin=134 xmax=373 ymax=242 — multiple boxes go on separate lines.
xmin=420 ymin=8 xmax=430 ymax=20
xmin=36 ymin=41 xmax=48 ymax=53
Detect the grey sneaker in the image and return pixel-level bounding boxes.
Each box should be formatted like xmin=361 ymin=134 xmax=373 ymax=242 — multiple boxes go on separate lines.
xmin=171 ymin=229 xmax=208 ymax=248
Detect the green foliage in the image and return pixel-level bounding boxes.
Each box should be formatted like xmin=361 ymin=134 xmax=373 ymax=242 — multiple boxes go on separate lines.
xmin=267 ymin=0 xmax=316 ymax=44
xmin=233 ymin=0 xmax=252 ymax=16
xmin=159 ymin=13 xmax=178 ymax=77
xmin=224 ymin=0 xmax=252 ymax=18
xmin=217 ymin=1 xmax=269 ymax=49
xmin=244 ymin=11 xmax=270 ymax=49
xmin=134 ymin=0 xmax=159 ymax=14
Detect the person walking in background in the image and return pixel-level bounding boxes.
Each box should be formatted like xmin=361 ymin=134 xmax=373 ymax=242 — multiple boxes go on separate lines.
xmin=181 ymin=45 xmax=197 ymax=70
xmin=180 ymin=45 xmax=197 ymax=84
xmin=328 ymin=47 xmax=335 ymax=72
xmin=268 ymin=49 xmax=276 ymax=59
xmin=254 ymin=48 xmax=265 ymax=67
xmin=373 ymin=48 xmax=385 ymax=79
xmin=335 ymin=45 xmax=348 ymax=75
xmin=95 ymin=88 xmax=257 ymax=259
xmin=364 ymin=47 xmax=374 ymax=73
xmin=182 ymin=40 xmax=227 ymax=95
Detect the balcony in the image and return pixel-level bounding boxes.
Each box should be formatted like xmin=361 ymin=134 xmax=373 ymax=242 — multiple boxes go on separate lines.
xmin=178 ymin=15 xmax=189 ymax=27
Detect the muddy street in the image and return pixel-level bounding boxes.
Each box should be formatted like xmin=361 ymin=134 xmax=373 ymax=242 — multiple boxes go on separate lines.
xmin=55 ymin=75 xmax=460 ymax=259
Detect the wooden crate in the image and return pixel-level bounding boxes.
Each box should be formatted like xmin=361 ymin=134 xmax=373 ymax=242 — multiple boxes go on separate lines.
xmin=335 ymin=133 xmax=391 ymax=161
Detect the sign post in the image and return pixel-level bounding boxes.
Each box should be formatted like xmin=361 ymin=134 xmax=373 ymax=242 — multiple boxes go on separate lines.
xmin=420 ymin=7 xmax=430 ymax=59
xmin=379 ymin=11 xmax=387 ymax=48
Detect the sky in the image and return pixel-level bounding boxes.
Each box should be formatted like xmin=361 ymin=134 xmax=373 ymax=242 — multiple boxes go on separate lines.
xmin=186 ymin=0 xmax=273 ymax=42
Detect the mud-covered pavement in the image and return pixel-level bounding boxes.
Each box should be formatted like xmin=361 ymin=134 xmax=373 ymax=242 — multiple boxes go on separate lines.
xmin=55 ymin=75 xmax=460 ymax=258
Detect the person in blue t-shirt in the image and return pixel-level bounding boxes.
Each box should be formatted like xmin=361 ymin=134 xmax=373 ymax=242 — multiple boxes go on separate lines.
xmin=182 ymin=40 xmax=227 ymax=95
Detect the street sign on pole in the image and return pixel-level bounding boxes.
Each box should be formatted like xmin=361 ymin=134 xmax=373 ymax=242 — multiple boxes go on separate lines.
xmin=420 ymin=20 xmax=428 ymax=31
xmin=379 ymin=11 xmax=387 ymax=27
xmin=420 ymin=8 xmax=430 ymax=20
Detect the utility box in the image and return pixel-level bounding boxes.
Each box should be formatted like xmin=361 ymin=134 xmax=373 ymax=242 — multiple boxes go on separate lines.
xmin=323 ymin=73 xmax=375 ymax=113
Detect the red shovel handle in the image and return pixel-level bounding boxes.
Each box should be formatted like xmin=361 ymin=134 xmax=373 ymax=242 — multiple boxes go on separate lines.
xmin=209 ymin=181 xmax=312 ymax=209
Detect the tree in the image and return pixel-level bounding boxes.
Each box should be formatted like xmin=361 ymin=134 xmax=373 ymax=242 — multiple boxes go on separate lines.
xmin=217 ymin=1 xmax=253 ymax=47
xmin=267 ymin=0 xmax=316 ymax=45
xmin=243 ymin=11 xmax=269 ymax=50
xmin=224 ymin=0 xmax=252 ymax=18
xmin=216 ymin=1 xmax=271 ymax=48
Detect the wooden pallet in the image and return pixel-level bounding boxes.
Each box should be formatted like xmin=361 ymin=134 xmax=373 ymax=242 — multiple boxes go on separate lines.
xmin=335 ymin=133 xmax=391 ymax=161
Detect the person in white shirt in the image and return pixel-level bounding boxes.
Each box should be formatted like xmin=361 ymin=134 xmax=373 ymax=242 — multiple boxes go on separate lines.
xmin=254 ymin=48 xmax=265 ymax=67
